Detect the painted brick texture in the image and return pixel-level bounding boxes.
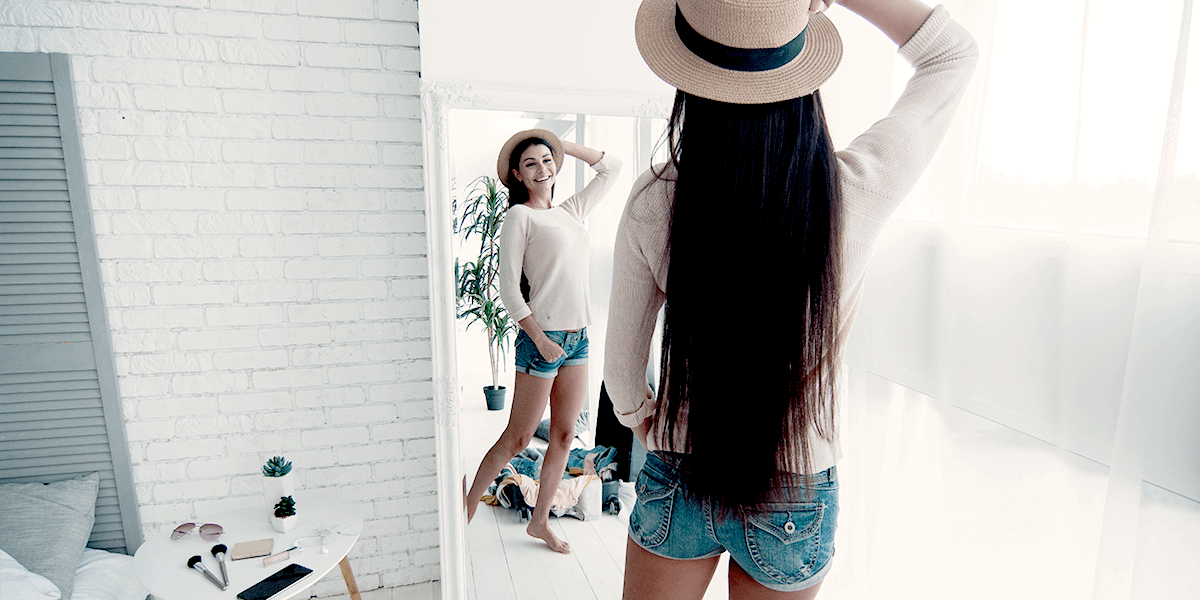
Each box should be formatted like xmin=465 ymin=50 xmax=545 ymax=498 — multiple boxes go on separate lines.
xmin=0 ymin=0 xmax=435 ymax=596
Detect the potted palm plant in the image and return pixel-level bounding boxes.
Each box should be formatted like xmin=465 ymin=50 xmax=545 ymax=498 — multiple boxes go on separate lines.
xmin=454 ymin=176 xmax=517 ymax=410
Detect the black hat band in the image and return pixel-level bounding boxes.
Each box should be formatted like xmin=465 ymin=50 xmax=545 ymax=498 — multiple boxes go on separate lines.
xmin=674 ymin=5 xmax=807 ymax=72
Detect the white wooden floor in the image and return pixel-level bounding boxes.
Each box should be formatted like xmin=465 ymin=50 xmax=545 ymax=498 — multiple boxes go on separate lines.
xmin=458 ymin=393 xmax=735 ymax=600
xmin=464 ymin=480 xmax=632 ymax=600
xmin=459 ymin=375 xmax=1200 ymax=600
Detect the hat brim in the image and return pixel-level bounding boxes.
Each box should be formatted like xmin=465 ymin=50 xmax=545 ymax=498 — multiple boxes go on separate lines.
xmin=497 ymin=129 xmax=565 ymax=188
xmin=635 ymin=0 xmax=842 ymax=104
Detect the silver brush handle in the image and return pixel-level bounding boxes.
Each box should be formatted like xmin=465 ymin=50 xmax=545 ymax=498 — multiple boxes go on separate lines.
xmin=191 ymin=561 xmax=227 ymax=591
xmin=215 ymin=552 xmax=229 ymax=586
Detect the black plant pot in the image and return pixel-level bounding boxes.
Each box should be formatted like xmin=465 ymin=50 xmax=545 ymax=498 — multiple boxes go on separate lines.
xmin=484 ymin=386 xmax=507 ymax=411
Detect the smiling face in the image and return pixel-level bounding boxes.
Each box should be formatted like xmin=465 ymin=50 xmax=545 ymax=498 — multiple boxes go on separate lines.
xmin=512 ymin=143 xmax=556 ymax=194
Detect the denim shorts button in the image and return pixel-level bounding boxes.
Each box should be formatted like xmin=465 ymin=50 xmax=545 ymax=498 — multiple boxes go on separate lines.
xmin=784 ymin=521 xmax=796 ymax=534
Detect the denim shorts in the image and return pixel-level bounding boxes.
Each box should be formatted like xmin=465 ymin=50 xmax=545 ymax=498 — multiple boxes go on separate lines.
xmin=628 ymin=451 xmax=839 ymax=592
xmin=513 ymin=328 xmax=588 ymax=379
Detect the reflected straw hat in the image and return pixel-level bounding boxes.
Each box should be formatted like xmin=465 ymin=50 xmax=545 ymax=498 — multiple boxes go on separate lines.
xmin=635 ymin=0 xmax=843 ymax=104
xmin=496 ymin=128 xmax=565 ymax=188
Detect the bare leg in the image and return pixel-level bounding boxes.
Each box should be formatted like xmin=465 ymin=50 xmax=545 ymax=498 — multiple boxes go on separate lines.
xmin=622 ymin=536 xmax=720 ymax=600
xmin=728 ymin=559 xmax=824 ymax=600
xmin=525 ymin=363 xmax=587 ymax=553
xmin=465 ymin=372 xmax=555 ymax=523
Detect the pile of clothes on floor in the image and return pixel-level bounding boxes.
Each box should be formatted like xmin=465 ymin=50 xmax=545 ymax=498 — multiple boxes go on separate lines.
xmin=482 ymin=445 xmax=620 ymax=522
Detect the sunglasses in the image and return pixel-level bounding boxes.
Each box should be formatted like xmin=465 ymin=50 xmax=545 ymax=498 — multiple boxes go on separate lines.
xmin=171 ymin=523 xmax=223 ymax=541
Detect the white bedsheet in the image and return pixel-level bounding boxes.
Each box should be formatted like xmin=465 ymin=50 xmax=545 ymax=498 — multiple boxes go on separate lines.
xmin=72 ymin=549 xmax=148 ymax=600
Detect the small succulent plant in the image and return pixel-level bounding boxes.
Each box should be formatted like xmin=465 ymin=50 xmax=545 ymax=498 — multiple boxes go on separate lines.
xmin=273 ymin=495 xmax=296 ymax=518
xmin=262 ymin=456 xmax=292 ymax=477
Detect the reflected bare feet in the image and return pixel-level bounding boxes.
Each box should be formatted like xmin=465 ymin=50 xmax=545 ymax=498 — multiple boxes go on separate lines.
xmin=526 ymin=520 xmax=570 ymax=554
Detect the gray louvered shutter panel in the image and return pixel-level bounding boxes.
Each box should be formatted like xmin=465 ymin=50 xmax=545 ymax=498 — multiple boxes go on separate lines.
xmin=0 ymin=53 xmax=142 ymax=554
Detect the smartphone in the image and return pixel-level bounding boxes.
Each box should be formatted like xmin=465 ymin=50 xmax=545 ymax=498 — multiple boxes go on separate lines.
xmin=236 ymin=563 xmax=313 ymax=600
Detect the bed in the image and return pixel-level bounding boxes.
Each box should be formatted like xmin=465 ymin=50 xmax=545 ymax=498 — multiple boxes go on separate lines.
xmin=1 ymin=50 xmax=147 ymax=600
xmin=0 ymin=473 xmax=148 ymax=600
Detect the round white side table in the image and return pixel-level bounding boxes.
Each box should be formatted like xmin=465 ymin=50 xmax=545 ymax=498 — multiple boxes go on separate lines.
xmin=134 ymin=495 xmax=363 ymax=600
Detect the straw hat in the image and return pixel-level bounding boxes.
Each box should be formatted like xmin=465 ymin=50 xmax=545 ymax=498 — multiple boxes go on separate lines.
xmin=635 ymin=0 xmax=843 ymax=104
xmin=496 ymin=129 xmax=565 ymax=188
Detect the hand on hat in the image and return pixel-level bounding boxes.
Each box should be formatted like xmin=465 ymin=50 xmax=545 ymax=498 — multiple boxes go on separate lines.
xmin=809 ymin=0 xmax=837 ymax=13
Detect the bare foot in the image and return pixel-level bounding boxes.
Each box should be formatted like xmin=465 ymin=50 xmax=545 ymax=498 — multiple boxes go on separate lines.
xmin=466 ymin=499 xmax=476 ymax=524
xmin=527 ymin=520 xmax=571 ymax=554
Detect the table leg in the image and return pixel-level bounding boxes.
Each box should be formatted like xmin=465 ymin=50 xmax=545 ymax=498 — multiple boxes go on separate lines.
xmin=338 ymin=556 xmax=362 ymax=600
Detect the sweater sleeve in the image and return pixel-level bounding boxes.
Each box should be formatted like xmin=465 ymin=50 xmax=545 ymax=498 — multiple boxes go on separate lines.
xmin=835 ymin=5 xmax=978 ymax=218
xmin=497 ymin=206 xmax=532 ymax=323
xmin=560 ymin=153 xmax=623 ymax=220
xmin=604 ymin=174 xmax=668 ymax=428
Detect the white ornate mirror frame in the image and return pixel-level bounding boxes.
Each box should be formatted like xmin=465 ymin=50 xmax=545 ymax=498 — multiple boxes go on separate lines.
xmin=420 ymin=81 xmax=671 ymax=598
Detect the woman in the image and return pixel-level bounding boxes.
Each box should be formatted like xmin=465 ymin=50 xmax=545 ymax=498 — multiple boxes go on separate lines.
xmin=606 ymin=0 xmax=976 ymax=597
xmin=465 ymin=129 xmax=621 ymax=554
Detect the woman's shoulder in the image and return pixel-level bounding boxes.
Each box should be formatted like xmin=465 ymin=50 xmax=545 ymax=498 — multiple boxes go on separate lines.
xmin=501 ymin=203 xmax=533 ymax=228
xmin=625 ymin=162 xmax=675 ymax=224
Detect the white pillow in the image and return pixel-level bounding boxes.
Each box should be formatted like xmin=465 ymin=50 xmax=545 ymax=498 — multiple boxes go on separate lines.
xmin=73 ymin=549 xmax=147 ymax=600
xmin=0 ymin=548 xmax=61 ymax=600
xmin=0 ymin=473 xmax=100 ymax=600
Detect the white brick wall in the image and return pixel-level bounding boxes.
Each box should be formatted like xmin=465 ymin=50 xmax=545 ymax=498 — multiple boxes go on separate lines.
xmin=0 ymin=1 xmax=437 ymax=596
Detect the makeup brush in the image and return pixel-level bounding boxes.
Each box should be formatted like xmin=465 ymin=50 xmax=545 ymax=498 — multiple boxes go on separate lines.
xmin=210 ymin=544 xmax=230 ymax=586
xmin=187 ymin=555 xmax=227 ymax=591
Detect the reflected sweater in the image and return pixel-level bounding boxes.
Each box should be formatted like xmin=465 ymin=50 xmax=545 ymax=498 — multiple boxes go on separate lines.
xmin=604 ymin=6 xmax=978 ymax=473
xmin=498 ymin=154 xmax=622 ymax=332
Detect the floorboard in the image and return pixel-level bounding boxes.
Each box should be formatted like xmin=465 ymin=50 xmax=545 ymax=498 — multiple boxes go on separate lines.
xmin=493 ymin=505 xmax=559 ymax=599
xmin=541 ymin=518 xmax=599 ymax=600
xmin=556 ymin=516 xmax=625 ymax=600
xmin=467 ymin=502 xmax=517 ymax=600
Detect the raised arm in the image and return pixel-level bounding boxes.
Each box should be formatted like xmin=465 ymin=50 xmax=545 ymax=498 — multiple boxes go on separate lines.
xmin=828 ymin=0 xmax=934 ymax=47
xmin=834 ymin=3 xmax=978 ymax=214
xmin=561 ymin=139 xmax=604 ymax=166
xmin=558 ymin=141 xmax=623 ymax=219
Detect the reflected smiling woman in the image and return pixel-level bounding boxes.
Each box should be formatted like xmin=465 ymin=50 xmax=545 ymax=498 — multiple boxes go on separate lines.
xmin=606 ymin=0 xmax=977 ymax=597
xmin=463 ymin=129 xmax=621 ymax=554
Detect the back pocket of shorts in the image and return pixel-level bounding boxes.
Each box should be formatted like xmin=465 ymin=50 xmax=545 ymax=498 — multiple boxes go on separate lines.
xmin=744 ymin=502 xmax=824 ymax=586
xmin=629 ymin=467 xmax=676 ymax=549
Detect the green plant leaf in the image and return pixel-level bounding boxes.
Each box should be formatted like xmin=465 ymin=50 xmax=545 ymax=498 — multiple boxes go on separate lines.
xmin=452 ymin=175 xmax=513 ymax=388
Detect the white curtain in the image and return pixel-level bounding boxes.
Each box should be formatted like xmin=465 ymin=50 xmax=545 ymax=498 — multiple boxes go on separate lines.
xmin=834 ymin=1 xmax=1199 ymax=598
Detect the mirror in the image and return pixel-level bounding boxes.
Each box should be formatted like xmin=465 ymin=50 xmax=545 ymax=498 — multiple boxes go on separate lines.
xmin=421 ymin=82 xmax=671 ymax=598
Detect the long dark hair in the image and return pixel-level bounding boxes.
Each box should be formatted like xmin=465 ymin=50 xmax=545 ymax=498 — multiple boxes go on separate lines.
xmin=504 ymin=136 xmax=555 ymax=302
xmin=655 ymin=89 xmax=843 ymax=513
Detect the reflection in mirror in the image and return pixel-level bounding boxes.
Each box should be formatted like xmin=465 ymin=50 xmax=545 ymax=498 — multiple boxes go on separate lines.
xmin=447 ymin=107 xmax=665 ymax=594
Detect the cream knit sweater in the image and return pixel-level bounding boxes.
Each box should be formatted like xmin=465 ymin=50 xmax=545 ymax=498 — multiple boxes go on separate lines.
xmin=604 ymin=6 xmax=978 ymax=473
xmin=499 ymin=154 xmax=622 ymax=332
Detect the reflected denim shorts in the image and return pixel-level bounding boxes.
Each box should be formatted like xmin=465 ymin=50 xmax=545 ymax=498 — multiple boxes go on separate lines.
xmin=513 ymin=328 xmax=588 ymax=379
xmin=628 ymin=451 xmax=839 ymax=592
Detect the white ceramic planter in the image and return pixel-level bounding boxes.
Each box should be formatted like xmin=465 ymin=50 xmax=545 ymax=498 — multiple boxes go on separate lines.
xmin=271 ymin=515 xmax=297 ymax=533
xmin=262 ymin=472 xmax=295 ymax=520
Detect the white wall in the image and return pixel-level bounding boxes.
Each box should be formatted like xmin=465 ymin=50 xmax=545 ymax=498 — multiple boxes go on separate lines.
xmin=0 ymin=1 xmax=438 ymax=597
xmin=419 ymin=0 xmax=666 ymax=98
xmin=417 ymin=0 xmax=899 ymax=145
